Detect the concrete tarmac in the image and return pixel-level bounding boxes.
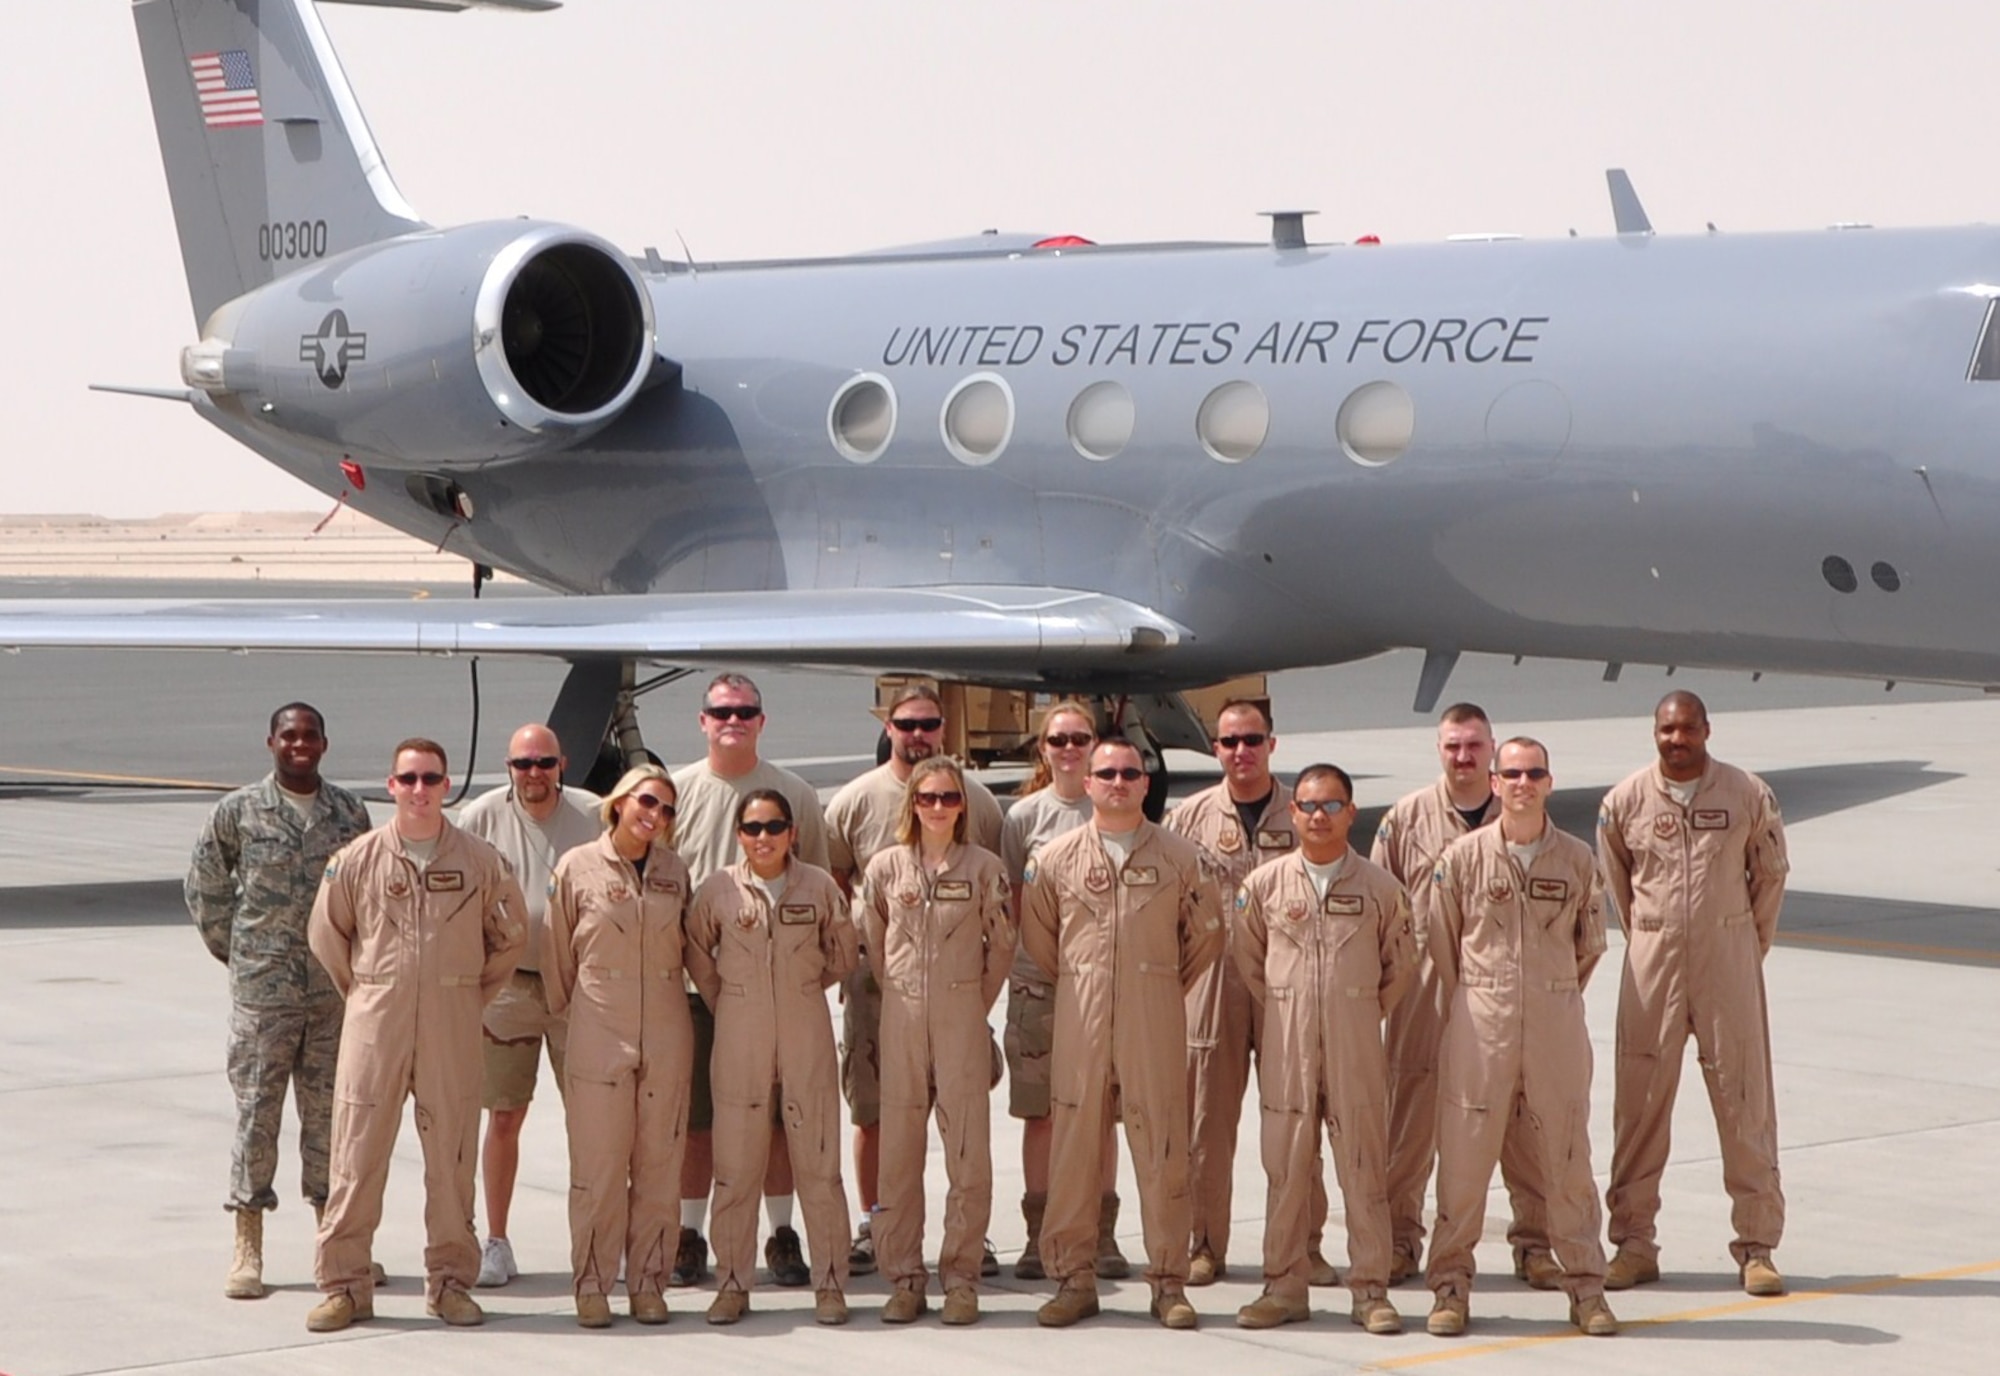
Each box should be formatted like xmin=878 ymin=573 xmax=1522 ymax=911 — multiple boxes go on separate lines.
xmin=2 ymin=615 xmax=1997 ymax=1374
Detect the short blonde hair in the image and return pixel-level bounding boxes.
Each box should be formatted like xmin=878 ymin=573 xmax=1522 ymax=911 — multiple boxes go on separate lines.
xmin=600 ymin=763 xmax=675 ymax=838
xmin=896 ymin=756 xmax=968 ymax=847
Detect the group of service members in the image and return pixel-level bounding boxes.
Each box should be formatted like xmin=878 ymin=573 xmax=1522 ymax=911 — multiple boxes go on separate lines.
xmin=186 ymin=676 xmax=1788 ymax=1339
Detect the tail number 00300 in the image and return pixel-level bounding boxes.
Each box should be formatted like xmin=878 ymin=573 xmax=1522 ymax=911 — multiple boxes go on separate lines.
xmin=259 ymin=220 xmax=329 ymax=262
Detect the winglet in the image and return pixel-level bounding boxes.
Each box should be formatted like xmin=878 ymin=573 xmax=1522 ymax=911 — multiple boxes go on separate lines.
xmin=1606 ymin=169 xmax=1654 ymax=235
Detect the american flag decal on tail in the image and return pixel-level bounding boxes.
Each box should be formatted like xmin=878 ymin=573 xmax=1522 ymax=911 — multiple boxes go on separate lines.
xmin=190 ymin=50 xmax=264 ymax=128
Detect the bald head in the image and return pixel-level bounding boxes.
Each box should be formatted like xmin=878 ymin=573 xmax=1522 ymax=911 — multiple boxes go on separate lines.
xmin=506 ymin=722 xmax=567 ymax=818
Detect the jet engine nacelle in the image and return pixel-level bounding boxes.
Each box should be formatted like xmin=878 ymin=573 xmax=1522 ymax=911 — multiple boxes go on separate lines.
xmin=182 ymin=220 xmax=656 ymax=469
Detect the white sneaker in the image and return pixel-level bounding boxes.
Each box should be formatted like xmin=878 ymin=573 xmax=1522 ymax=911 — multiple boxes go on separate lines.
xmin=477 ymin=1237 xmax=517 ymax=1288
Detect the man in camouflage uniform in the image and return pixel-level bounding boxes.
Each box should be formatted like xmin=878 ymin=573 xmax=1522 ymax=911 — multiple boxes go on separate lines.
xmin=186 ymin=702 xmax=371 ymax=1300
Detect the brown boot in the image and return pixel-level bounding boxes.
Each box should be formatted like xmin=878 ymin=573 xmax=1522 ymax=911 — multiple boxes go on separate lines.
xmin=225 ymin=1209 xmax=265 ymax=1299
xmin=1036 ymin=1278 xmax=1102 ymax=1328
xmin=1015 ymin=1193 xmax=1047 ymax=1280
xmin=1094 ymin=1193 xmax=1130 ymax=1279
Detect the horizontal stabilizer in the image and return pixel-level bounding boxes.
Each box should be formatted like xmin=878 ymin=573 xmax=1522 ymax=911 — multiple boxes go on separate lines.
xmin=0 ymin=586 xmax=1185 ymax=679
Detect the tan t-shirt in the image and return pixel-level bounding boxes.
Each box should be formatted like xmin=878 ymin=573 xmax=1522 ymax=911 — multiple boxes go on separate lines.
xmin=670 ymin=757 xmax=829 ymax=889
xmin=1000 ymin=787 xmax=1094 ymax=983
xmin=456 ymin=784 xmax=604 ymax=971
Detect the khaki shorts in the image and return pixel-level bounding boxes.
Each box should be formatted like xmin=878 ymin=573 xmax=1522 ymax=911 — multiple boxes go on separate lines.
xmin=839 ymin=965 xmax=883 ymax=1128
xmin=1004 ymin=976 xmax=1055 ymax=1120
xmin=482 ymin=969 xmax=567 ymax=1111
xmin=689 ymin=990 xmax=715 ymax=1133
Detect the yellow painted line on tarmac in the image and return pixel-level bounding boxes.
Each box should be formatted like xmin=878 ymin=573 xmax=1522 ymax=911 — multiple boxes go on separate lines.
xmin=1364 ymin=1258 xmax=2000 ymax=1370
xmin=0 ymin=763 xmax=235 ymax=790
xmin=1778 ymin=931 xmax=2000 ymax=964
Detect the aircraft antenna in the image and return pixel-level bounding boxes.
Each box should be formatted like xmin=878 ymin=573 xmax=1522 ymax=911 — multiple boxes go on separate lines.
xmin=676 ymin=230 xmax=700 ymax=280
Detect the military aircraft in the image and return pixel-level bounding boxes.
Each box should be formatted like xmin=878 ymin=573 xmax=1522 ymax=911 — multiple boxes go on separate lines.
xmin=8 ymin=0 xmax=2000 ymax=771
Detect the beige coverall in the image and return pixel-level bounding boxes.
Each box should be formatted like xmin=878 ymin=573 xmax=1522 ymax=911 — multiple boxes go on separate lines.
xmin=685 ymin=859 xmax=858 ymax=1295
xmin=827 ymin=763 xmax=1004 ymax=1127
xmin=1597 ymin=760 xmax=1788 ymax=1266
xmin=307 ymin=823 xmax=526 ymax=1305
xmin=1234 ymin=851 xmax=1417 ymax=1302
xmin=1021 ymin=823 xmax=1224 ymax=1291
xmin=858 ymin=842 xmax=1014 ymax=1295
xmin=1163 ymin=781 xmax=1315 ymax=1265
xmin=1426 ymin=826 xmax=1608 ymax=1302
xmin=1371 ymin=784 xmax=1549 ymax=1268
xmin=543 ymin=835 xmax=695 ymax=1303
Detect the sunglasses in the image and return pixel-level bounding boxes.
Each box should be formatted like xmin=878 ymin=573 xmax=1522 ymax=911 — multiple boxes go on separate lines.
xmin=703 ymin=704 xmax=764 ymax=721
xmin=507 ymin=754 xmax=560 ymax=772
xmin=914 ymin=790 xmax=964 ymax=808
xmin=890 ymin=716 xmax=944 ymax=733
xmin=1496 ymin=767 xmax=1551 ymax=781
xmin=1091 ymin=766 xmax=1145 ymax=782
xmin=1216 ymin=732 xmax=1270 ymax=750
xmin=629 ymin=793 xmax=677 ymax=817
xmin=1295 ymin=798 xmax=1348 ymax=815
xmin=1044 ymin=731 xmax=1094 ymax=749
xmin=391 ymin=771 xmax=446 ymax=788
xmin=737 ymin=818 xmax=793 ymax=837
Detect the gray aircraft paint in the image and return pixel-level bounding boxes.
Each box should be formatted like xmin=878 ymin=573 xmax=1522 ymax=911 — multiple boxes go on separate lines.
xmin=9 ymin=0 xmax=1999 ymax=695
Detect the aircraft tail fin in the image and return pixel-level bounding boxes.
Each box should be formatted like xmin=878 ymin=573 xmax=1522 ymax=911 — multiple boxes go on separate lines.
xmin=133 ymin=0 xmax=470 ymax=328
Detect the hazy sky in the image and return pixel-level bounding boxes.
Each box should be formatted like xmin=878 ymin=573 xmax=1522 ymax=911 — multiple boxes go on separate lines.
xmin=7 ymin=0 xmax=1994 ymax=516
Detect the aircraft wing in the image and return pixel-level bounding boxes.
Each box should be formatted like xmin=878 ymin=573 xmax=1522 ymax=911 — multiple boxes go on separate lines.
xmin=0 ymin=585 xmax=1185 ymax=679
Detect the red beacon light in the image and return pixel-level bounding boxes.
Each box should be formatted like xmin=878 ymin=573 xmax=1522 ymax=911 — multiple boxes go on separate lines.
xmin=338 ymin=458 xmax=366 ymax=491
xmin=1031 ymin=235 xmax=1096 ymax=250
xmin=1355 ymin=234 xmax=1381 ymax=246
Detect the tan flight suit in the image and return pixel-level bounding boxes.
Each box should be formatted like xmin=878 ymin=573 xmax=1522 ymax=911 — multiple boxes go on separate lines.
xmin=1371 ymin=783 xmax=1550 ymax=1269
xmin=1163 ymin=780 xmax=1314 ymax=1266
xmin=999 ymin=789 xmax=1093 ymax=1119
xmin=543 ymin=835 xmax=695 ymax=1304
xmin=1598 ymin=760 xmax=1788 ymax=1266
xmin=1426 ymin=825 xmax=1609 ymax=1303
xmin=1235 ymin=850 xmax=1417 ymax=1302
xmin=858 ymin=843 xmax=1014 ymax=1296
xmin=827 ymin=763 xmax=1003 ymax=1130
xmin=1021 ymin=822 xmax=1224 ymax=1292
xmin=307 ymin=822 xmax=527 ymax=1306
xmin=685 ymin=859 xmax=858 ymax=1296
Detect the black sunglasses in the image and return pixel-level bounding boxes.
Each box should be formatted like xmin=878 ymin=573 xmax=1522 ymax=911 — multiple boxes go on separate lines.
xmin=507 ymin=754 xmax=560 ymax=771
xmin=737 ymin=818 xmax=792 ymax=837
xmin=890 ymin=716 xmax=945 ymax=733
xmin=1044 ymin=731 xmax=1094 ymax=749
xmin=1216 ymin=732 xmax=1269 ymax=750
xmin=1495 ymin=767 xmax=1551 ymax=781
xmin=1091 ymin=766 xmax=1144 ymax=782
xmin=703 ymin=704 xmax=764 ymax=721
xmin=391 ymin=771 xmax=446 ymax=788
xmin=914 ymin=790 xmax=964 ymax=808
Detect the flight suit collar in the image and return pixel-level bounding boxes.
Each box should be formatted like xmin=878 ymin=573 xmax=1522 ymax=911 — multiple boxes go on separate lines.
xmin=1431 ymin=776 xmax=1500 ymax=831
xmin=1647 ymin=759 xmax=1717 ymax=802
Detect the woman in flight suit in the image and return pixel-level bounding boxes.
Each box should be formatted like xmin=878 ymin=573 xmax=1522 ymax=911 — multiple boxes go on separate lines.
xmin=860 ymin=757 xmax=1014 ymax=1326
xmin=544 ymin=764 xmax=693 ymax=1328
xmin=686 ymin=788 xmax=859 ymax=1326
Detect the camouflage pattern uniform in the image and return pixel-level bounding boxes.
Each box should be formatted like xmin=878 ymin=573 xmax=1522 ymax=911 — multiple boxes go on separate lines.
xmin=187 ymin=774 xmax=371 ymax=1213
